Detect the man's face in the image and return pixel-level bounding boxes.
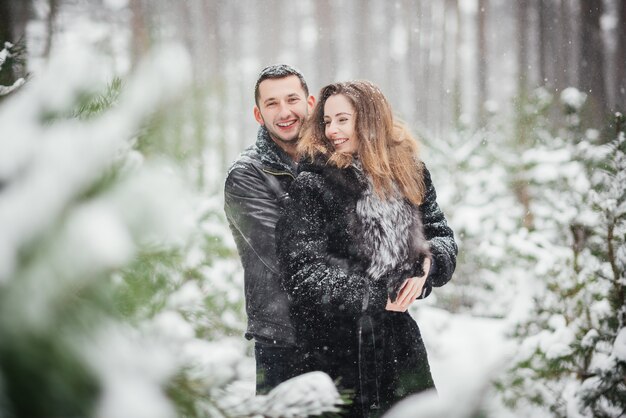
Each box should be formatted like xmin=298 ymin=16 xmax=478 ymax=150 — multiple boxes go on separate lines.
xmin=254 ymin=75 xmax=315 ymax=148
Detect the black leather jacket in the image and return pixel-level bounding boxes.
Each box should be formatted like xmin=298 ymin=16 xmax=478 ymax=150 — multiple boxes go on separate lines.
xmin=224 ymin=127 xmax=297 ymax=345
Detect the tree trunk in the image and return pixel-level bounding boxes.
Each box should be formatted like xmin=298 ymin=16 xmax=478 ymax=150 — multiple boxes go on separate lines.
xmin=476 ymin=0 xmax=488 ymax=128
xmin=554 ymin=0 xmax=567 ymax=93
xmin=42 ymin=0 xmax=59 ymax=59
xmin=419 ymin=0 xmax=431 ymax=131
xmin=616 ymin=0 xmax=626 ymax=113
xmin=515 ymin=0 xmax=534 ymax=230
xmin=433 ymin=0 xmax=446 ymax=137
xmin=203 ymin=0 xmax=223 ymax=80
xmin=517 ymin=0 xmax=530 ymax=97
xmin=538 ymin=0 xmax=546 ymax=86
xmin=355 ymin=0 xmax=371 ymax=81
xmin=258 ymin=0 xmax=282 ymax=67
xmin=0 ymin=0 xmax=12 ymax=46
xmin=415 ymin=0 xmax=427 ymax=128
xmin=315 ymin=0 xmax=336 ymax=86
xmin=3 ymin=0 xmax=30 ymax=43
xmin=540 ymin=0 xmax=561 ymax=126
xmin=559 ymin=0 xmax=576 ymax=88
xmin=538 ymin=0 xmax=557 ymax=89
xmin=382 ymin=2 xmax=394 ymax=93
xmin=579 ymin=0 xmax=607 ymax=127
xmin=129 ymin=0 xmax=150 ymax=68
xmin=176 ymin=1 xmax=194 ymax=74
xmin=449 ymin=0 xmax=462 ymax=127
xmin=402 ymin=0 xmax=420 ymax=125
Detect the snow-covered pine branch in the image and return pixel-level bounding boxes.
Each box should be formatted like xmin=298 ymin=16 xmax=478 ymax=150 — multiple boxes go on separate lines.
xmin=0 ymin=42 xmax=25 ymax=96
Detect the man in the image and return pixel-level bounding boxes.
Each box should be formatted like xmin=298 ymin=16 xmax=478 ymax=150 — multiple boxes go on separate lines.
xmin=224 ymin=64 xmax=315 ymax=393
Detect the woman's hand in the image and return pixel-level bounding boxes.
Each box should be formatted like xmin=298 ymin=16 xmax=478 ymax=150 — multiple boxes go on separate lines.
xmin=385 ymin=258 xmax=431 ymax=312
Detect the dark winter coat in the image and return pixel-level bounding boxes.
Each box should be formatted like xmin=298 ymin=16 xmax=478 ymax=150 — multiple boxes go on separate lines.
xmin=224 ymin=126 xmax=297 ymax=345
xmin=276 ymin=157 xmax=457 ymax=417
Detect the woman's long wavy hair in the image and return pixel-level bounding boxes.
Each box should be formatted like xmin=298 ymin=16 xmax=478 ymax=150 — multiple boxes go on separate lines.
xmin=298 ymin=80 xmax=426 ymax=205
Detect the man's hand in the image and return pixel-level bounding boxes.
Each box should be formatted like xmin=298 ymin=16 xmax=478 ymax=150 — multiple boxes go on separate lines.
xmin=385 ymin=258 xmax=431 ymax=312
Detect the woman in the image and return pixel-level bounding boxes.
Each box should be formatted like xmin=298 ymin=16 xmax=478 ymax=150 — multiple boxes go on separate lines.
xmin=276 ymin=81 xmax=457 ymax=417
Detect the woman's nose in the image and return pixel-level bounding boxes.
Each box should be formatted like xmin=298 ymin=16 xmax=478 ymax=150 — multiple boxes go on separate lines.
xmin=326 ymin=124 xmax=337 ymax=138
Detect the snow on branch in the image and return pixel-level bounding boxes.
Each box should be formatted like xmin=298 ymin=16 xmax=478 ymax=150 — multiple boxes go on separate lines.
xmin=0 ymin=43 xmax=192 ymax=283
xmin=0 ymin=42 xmax=25 ymax=96
xmin=218 ymin=371 xmax=343 ymax=418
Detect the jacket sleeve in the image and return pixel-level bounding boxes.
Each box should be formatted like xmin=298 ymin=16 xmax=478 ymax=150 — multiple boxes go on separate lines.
xmin=224 ymin=163 xmax=282 ymax=274
xmin=276 ymin=173 xmax=389 ymax=316
xmin=419 ymin=166 xmax=457 ymax=298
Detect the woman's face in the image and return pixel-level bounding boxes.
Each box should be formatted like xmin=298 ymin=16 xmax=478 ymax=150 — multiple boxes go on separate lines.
xmin=323 ymin=94 xmax=359 ymax=154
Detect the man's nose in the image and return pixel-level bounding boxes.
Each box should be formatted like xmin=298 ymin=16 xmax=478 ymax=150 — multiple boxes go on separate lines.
xmin=277 ymin=102 xmax=291 ymax=118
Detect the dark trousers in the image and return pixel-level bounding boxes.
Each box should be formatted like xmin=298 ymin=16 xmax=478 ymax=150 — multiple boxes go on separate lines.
xmin=254 ymin=342 xmax=300 ymax=394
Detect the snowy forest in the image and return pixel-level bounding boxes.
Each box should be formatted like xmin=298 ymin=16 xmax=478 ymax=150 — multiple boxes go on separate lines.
xmin=0 ymin=0 xmax=625 ymax=417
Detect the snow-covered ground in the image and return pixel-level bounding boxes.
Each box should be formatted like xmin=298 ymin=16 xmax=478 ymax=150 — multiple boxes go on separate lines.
xmin=385 ymin=306 xmax=548 ymax=418
xmin=418 ymin=306 xmax=510 ymax=400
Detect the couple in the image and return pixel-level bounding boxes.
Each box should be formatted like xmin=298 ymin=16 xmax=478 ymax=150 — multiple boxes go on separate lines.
xmin=224 ymin=65 xmax=457 ymax=418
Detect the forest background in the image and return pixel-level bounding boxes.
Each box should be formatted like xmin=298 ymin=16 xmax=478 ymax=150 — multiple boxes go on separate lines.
xmin=0 ymin=0 xmax=625 ymax=417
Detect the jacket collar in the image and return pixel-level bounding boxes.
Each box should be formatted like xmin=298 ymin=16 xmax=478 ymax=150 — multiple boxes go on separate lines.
xmin=255 ymin=126 xmax=297 ymax=174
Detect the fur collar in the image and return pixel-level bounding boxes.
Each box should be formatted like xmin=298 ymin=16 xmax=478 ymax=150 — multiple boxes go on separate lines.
xmin=298 ymin=155 xmax=430 ymax=291
xmin=297 ymin=155 xmax=367 ymax=200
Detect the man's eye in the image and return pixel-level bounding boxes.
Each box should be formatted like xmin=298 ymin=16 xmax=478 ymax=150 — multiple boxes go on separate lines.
xmin=288 ymin=98 xmax=300 ymax=104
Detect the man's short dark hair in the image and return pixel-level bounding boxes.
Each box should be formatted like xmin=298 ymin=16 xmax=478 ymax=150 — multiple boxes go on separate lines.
xmin=254 ymin=64 xmax=309 ymax=106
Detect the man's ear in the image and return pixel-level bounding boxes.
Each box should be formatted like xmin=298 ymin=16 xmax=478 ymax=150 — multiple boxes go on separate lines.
xmin=254 ymin=106 xmax=264 ymax=125
xmin=307 ymin=95 xmax=316 ymax=112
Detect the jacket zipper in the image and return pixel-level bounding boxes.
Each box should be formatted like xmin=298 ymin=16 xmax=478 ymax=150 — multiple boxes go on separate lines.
xmin=261 ymin=168 xmax=296 ymax=180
